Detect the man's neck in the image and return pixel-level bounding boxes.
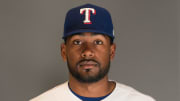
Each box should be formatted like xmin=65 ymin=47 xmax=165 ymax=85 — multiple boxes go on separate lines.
xmin=68 ymin=75 xmax=115 ymax=97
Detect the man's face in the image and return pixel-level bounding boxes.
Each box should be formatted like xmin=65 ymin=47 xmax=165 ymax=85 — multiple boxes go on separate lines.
xmin=61 ymin=32 xmax=116 ymax=83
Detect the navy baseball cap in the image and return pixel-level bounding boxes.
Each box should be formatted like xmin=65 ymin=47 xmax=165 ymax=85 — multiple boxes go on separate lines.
xmin=63 ymin=4 xmax=114 ymax=40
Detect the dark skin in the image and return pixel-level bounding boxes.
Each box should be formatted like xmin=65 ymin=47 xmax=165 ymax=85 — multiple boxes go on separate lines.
xmin=61 ymin=32 xmax=116 ymax=97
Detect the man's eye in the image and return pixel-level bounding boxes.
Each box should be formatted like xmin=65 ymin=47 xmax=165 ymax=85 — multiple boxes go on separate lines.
xmin=73 ymin=40 xmax=82 ymax=45
xmin=94 ymin=40 xmax=103 ymax=45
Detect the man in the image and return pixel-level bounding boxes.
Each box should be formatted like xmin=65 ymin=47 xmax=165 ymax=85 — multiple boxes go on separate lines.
xmin=30 ymin=4 xmax=155 ymax=101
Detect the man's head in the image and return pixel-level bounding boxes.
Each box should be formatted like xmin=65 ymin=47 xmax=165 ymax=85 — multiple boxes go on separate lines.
xmin=61 ymin=4 xmax=116 ymax=83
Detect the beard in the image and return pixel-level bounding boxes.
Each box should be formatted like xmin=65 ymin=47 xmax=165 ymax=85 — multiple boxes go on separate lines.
xmin=67 ymin=58 xmax=110 ymax=83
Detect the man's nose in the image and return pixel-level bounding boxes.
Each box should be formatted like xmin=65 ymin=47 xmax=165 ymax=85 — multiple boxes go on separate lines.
xmin=81 ymin=44 xmax=94 ymax=58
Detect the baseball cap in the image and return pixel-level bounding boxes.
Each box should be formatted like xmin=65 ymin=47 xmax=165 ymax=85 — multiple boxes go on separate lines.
xmin=63 ymin=4 xmax=114 ymax=40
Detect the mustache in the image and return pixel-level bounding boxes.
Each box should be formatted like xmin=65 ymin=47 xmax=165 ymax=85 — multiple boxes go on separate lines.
xmin=76 ymin=59 xmax=100 ymax=67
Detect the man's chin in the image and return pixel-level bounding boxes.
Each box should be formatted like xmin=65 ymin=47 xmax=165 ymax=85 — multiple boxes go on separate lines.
xmin=73 ymin=72 xmax=105 ymax=83
xmin=76 ymin=76 xmax=102 ymax=83
xmin=67 ymin=59 xmax=111 ymax=83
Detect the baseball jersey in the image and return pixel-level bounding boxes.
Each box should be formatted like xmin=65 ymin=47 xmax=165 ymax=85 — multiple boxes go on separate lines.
xmin=30 ymin=81 xmax=156 ymax=101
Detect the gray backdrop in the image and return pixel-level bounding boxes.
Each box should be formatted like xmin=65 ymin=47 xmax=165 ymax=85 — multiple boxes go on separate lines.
xmin=0 ymin=0 xmax=179 ymax=101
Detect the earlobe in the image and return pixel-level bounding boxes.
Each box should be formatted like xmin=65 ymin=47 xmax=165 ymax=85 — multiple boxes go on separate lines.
xmin=110 ymin=43 xmax=116 ymax=61
xmin=61 ymin=43 xmax=67 ymax=61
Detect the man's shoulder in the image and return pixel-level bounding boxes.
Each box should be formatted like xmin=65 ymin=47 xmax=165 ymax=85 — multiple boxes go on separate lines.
xmin=107 ymin=81 xmax=156 ymax=101
xmin=29 ymin=81 xmax=69 ymax=101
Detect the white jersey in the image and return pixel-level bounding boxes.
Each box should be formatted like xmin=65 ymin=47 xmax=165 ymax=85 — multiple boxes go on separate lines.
xmin=30 ymin=81 xmax=155 ymax=101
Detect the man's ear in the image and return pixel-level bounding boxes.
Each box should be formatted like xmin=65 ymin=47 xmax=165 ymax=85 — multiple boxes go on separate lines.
xmin=61 ymin=43 xmax=67 ymax=61
xmin=110 ymin=43 xmax=116 ymax=61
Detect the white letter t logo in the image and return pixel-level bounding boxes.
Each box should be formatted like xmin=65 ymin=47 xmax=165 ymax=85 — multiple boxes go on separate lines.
xmin=80 ymin=8 xmax=96 ymax=24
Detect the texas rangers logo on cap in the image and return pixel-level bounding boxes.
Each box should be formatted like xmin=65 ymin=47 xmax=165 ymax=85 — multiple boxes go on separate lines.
xmin=63 ymin=4 xmax=114 ymax=40
xmin=80 ymin=8 xmax=96 ymax=24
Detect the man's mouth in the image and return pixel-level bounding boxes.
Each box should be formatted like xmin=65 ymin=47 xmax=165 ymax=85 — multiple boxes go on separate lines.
xmin=77 ymin=60 xmax=99 ymax=70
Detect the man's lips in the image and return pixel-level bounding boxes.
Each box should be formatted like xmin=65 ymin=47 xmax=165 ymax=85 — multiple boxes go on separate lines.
xmin=77 ymin=60 xmax=99 ymax=69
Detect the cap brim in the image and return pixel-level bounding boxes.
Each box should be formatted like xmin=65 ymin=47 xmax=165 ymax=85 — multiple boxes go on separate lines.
xmin=63 ymin=29 xmax=114 ymax=39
